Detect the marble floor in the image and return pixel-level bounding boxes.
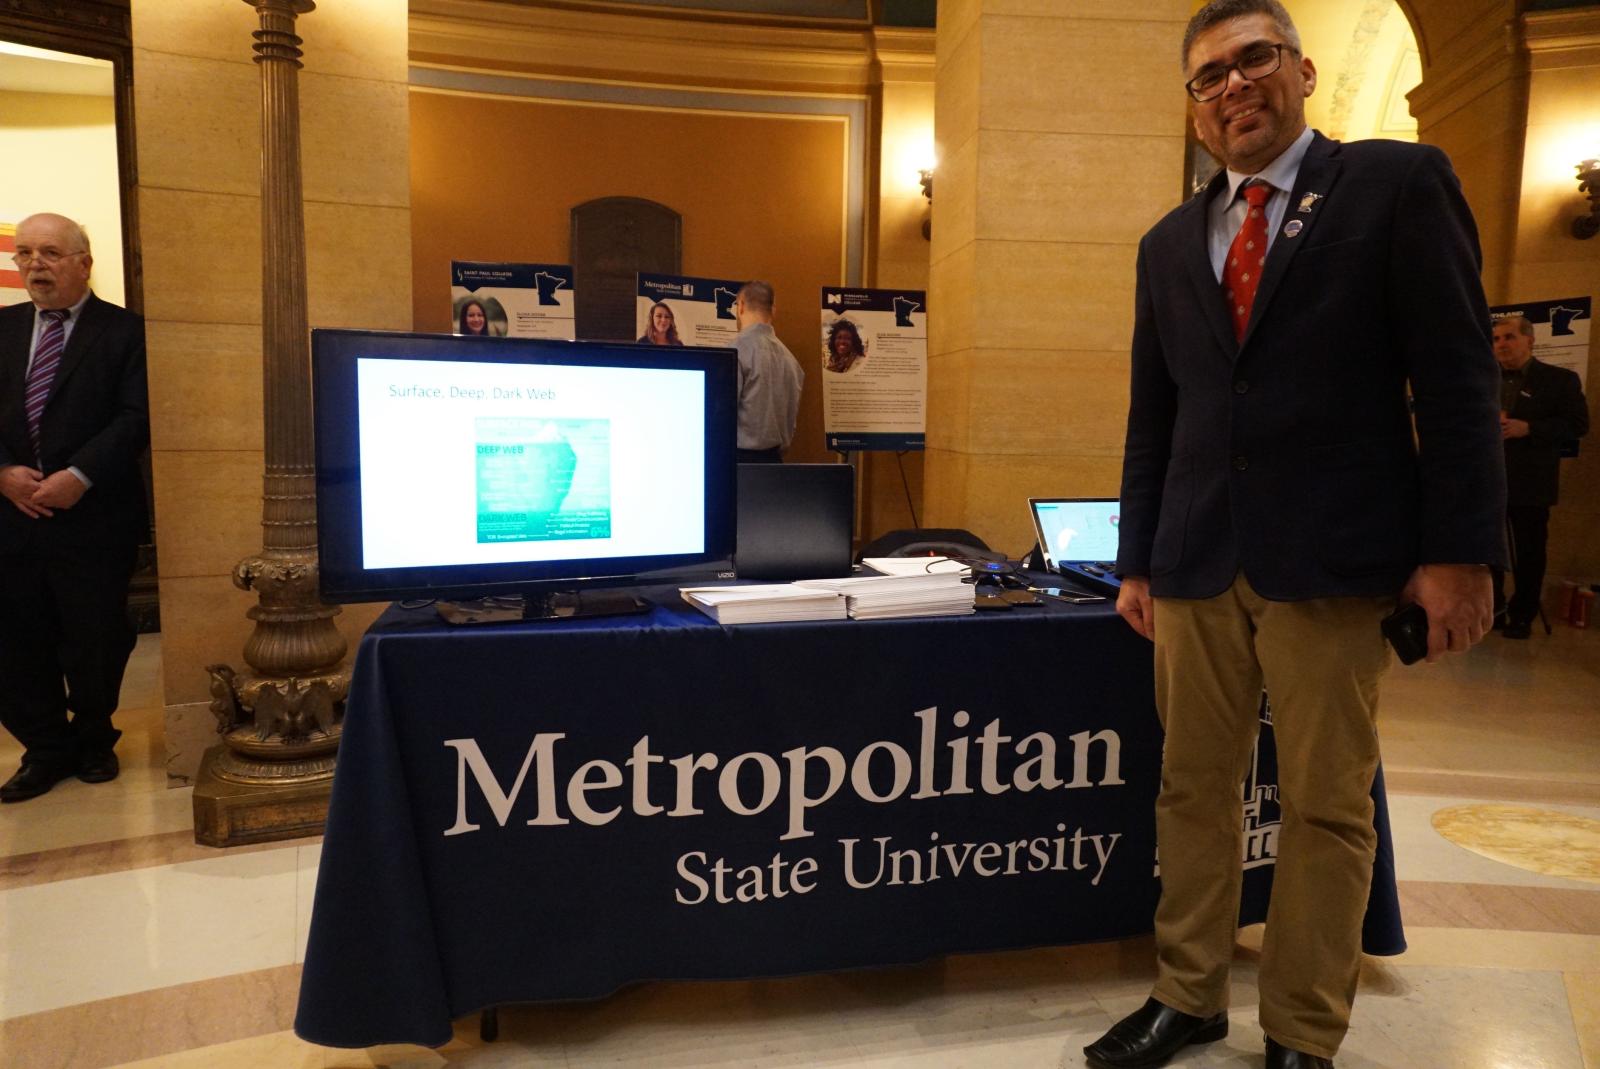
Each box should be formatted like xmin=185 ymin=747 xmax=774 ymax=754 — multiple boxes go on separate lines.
xmin=1 ymin=624 xmax=1597 ymax=1069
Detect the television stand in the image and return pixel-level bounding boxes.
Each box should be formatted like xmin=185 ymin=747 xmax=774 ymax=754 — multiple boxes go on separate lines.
xmin=435 ymin=589 xmax=653 ymax=626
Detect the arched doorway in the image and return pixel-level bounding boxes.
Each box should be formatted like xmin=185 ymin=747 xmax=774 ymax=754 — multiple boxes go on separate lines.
xmin=0 ymin=7 xmax=160 ymax=723
xmin=1292 ymin=0 xmax=1423 ymax=144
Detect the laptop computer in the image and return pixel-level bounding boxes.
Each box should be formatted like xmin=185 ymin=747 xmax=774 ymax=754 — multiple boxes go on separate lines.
xmin=736 ymin=463 xmax=855 ymax=580
xmin=1027 ymin=497 xmax=1123 ymax=596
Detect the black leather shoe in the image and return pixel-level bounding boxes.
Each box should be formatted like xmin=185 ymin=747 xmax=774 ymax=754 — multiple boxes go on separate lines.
xmin=1083 ymin=997 xmax=1228 ymax=1068
xmin=1503 ymin=620 xmax=1532 ymax=639
xmin=1266 ymin=1036 xmax=1333 ymax=1068
xmin=78 ymin=750 xmax=120 ymax=784
xmin=1 ymin=761 xmax=75 ymax=803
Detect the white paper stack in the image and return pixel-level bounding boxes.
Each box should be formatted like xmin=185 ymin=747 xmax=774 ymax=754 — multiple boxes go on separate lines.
xmin=795 ymin=571 xmax=975 ymax=620
xmin=858 ymin=556 xmax=971 ymax=577
xmin=679 ymin=585 xmax=848 ymax=625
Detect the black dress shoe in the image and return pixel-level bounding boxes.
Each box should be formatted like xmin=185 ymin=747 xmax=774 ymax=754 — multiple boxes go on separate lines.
xmin=1503 ymin=620 xmax=1532 ymax=639
xmin=78 ymin=750 xmax=120 ymax=784
xmin=1083 ymin=997 xmax=1228 ymax=1068
xmin=1265 ymin=1036 xmax=1333 ymax=1068
xmin=0 ymin=761 xmax=75 ymax=803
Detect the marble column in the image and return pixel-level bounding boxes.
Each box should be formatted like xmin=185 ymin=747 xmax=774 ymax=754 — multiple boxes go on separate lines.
xmin=862 ymin=25 xmax=935 ymax=537
xmin=1510 ymin=9 xmax=1600 ymax=586
xmin=1404 ymin=0 xmax=1525 ymax=303
xmin=1406 ymin=0 xmax=1600 ymax=593
xmin=927 ymin=1 xmax=1191 ymax=553
xmin=131 ymin=0 xmax=410 ymax=788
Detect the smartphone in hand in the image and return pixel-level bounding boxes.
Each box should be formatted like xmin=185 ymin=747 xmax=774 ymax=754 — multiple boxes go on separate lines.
xmin=1380 ymin=602 xmax=1430 ymax=664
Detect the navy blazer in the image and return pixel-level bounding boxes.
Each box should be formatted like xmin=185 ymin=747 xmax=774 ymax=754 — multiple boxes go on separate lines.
xmin=1116 ymin=133 xmax=1507 ymax=600
xmin=1502 ymin=357 xmax=1588 ymax=508
xmin=0 ymin=293 xmax=150 ymax=550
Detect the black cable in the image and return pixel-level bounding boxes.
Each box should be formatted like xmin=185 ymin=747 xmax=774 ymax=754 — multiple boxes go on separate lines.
xmin=895 ymin=451 xmax=920 ymax=528
xmin=946 ymin=555 xmax=1017 ymax=582
xmin=1001 ymin=550 xmax=1038 ymax=589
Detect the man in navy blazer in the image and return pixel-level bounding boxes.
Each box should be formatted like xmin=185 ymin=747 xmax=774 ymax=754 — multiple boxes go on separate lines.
xmin=1087 ymin=3 xmax=1505 ymax=1068
xmin=0 ymin=213 xmax=149 ymax=803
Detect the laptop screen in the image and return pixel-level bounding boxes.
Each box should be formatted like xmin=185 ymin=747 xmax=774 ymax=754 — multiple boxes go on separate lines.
xmin=1029 ymin=498 xmax=1120 ymax=569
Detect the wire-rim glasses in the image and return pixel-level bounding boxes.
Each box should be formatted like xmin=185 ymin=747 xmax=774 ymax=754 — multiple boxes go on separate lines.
xmin=11 ymin=248 xmax=87 ymax=267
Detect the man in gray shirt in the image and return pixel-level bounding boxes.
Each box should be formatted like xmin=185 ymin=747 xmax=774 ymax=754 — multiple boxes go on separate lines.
xmin=731 ymin=280 xmax=803 ymax=463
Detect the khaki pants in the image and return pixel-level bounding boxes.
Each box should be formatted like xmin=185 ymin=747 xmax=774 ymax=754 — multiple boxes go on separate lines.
xmin=1150 ymin=574 xmax=1392 ymax=1059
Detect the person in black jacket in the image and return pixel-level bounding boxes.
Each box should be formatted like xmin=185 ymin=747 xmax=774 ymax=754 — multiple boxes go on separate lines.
xmin=1491 ymin=314 xmax=1589 ymax=639
xmin=1091 ymin=3 xmax=1504 ymax=1067
xmin=0 ymin=213 xmax=149 ymax=803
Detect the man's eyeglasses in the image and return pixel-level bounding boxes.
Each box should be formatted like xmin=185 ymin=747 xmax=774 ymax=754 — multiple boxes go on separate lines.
xmin=1186 ymin=42 xmax=1292 ymax=102
xmin=10 ymin=248 xmax=86 ymax=267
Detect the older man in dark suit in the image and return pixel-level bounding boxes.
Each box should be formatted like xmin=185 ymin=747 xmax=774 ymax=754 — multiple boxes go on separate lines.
xmin=1085 ymin=3 xmax=1505 ymax=1068
xmin=0 ymin=212 xmax=149 ymax=803
xmin=1490 ymin=314 xmax=1589 ymax=639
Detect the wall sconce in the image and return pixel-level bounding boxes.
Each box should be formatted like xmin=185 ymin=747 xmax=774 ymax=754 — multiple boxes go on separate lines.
xmin=1574 ymin=159 xmax=1600 ymax=240
xmin=919 ymin=167 xmax=934 ymax=241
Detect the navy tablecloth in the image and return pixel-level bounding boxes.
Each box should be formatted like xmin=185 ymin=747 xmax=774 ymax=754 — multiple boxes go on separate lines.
xmin=295 ymin=589 xmax=1403 ymax=1048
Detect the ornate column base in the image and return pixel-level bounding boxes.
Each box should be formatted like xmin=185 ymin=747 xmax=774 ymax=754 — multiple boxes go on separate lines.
xmin=190 ymin=659 xmax=350 ymax=847
xmin=190 ymin=541 xmax=350 ymax=845
xmin=192 ymin=745 xmax=333 ymax=847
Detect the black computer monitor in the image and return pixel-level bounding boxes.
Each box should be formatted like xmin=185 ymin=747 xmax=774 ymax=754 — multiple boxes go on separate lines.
xmin=311 ymin=329 xmax=737 ymax=608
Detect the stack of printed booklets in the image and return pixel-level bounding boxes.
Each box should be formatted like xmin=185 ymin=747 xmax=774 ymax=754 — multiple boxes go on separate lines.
xmin=794 ymin=567 xmax=975 ymax=620
xmin=680 ymin=558 xmax=975 ymax=624
xmin=678 ymin=585 xmax=848 ymax=624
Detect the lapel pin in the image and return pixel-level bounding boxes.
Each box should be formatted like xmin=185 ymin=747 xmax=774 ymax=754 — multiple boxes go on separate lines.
xmin=1297 ymin=192 xmax=1323 ymax=213
xmin=1284 ymin=219 xmax=1304 ymax=238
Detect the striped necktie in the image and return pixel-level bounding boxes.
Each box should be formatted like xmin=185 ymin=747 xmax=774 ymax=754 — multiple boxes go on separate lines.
xmin=25 ymin=308 xmax=69 ymax=461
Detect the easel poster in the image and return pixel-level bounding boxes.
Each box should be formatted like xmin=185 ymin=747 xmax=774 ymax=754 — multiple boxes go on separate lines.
xmin=451 ymin=261 xmax=576 ymax=340
xmin=820 ymin=287 xmax=927 ymax=452
xmin=635 ymin=273 xmax=743 ymax=348
xmin=1490 ymin=296 xmax=1591 ymax=392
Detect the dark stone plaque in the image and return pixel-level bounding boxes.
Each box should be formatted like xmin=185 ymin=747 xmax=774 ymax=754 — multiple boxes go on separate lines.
xmin=0 ymin=0 xmax=131 ymax=48
xmin=570 ymin=198 xmax=681 ymax=341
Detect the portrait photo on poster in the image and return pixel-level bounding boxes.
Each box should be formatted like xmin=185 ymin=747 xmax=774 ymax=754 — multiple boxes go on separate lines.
xmin=454 ymin=294 xmax=508 ymax=337
xmin=638 ymin=300 xmax=685 ymax=346
xmin=451 ymin=261 xmax=576 ymax=341
xmin=636 ymin=273 xmax=744 ymax=348
xmin=823 ymin=316 xmax=868 ymax=374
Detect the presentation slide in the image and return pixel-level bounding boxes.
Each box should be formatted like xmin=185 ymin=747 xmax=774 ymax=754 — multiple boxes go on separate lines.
xmin=474 ymin=417 xmax=608 ymax=544
xmin=355 ymin=357 xmax=706 ymax=570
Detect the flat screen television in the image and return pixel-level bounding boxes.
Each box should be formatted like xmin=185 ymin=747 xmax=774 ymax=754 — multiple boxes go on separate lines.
xmin=312 ymin=329 xmax=738 ymax=616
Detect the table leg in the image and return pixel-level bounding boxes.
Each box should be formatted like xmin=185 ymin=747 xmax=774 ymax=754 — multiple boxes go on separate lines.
xmin=480 ymin=1006 xmax=499 ymax=1042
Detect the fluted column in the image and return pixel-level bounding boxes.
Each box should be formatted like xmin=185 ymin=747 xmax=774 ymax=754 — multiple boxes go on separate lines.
xmin=258 ymin=0 xmax=317 ymax=556
xmin=194 ymin=0 xmax=349 ymax=846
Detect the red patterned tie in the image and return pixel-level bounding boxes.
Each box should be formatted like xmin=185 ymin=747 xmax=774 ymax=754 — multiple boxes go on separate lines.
xmin=1223 ymin=182 xmax=1272 ymax=342
xmin=24 ymin=309 xmax=69 ymax=461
